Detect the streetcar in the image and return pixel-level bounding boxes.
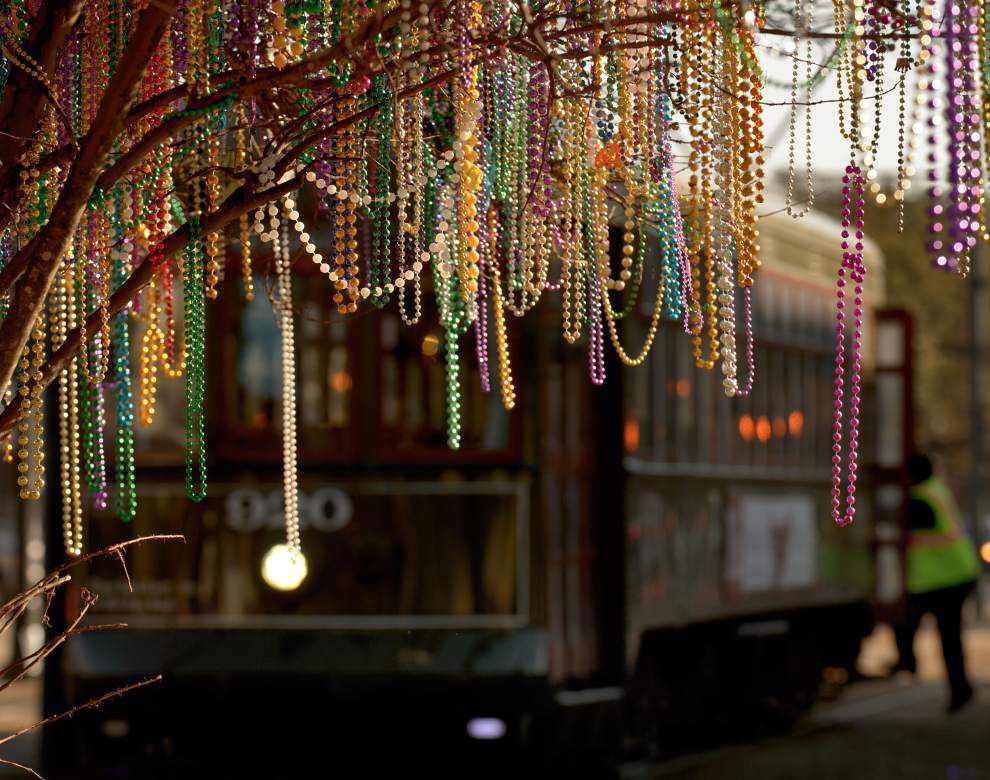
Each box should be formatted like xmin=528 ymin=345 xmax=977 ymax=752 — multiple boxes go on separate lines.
xmin=40 ymin=192 xmax=888 ymax=776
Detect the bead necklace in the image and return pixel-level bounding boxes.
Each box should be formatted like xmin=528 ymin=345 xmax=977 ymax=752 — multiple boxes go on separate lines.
xmin=886 ymin=0 xmax=927 ymax=228
xmin=397 ymin=93 xmax=426 ymax=325
xmin=977 ymin=0 xmax=989 ymax=241
xmin=182 ymin=216 xmax=208 ymax=503
xmin=736 ymin=13 xmax=763 ymax=399
xmin=587 ymin=246 xmax=606 ymax=386
xmin=828 ymin=0 xmax=870 ymax=528
xmin=15 ymin=315 xmax=45 ymax=501
xmin=78 ymin=223 xmax=109 ymax=512
xmin=369 ymin=75 xmax=394 ymax=308
xmin=709 ymin=39 xmax=738 ymax=397
xmin=15 ymin=0 xmax=970 ymax=540
xmin=57 ymin=262 xmax=83 ymax=555
xmin=139 ymin=281 xmax=164 ymax=426
xmin=922 ymin=0 xmax=946 ymax=267
xmin=112 ymin=192 xmax=137 ymax=522
xmin=785 ymin=0 xmax=814 ymax=218
xmin=454 ymin=0 xmax=483 ymax=322
xmin=686 ymin=19 xmax=719 ymax=372
xmin=942 ymin=0 xmax=981 ymax=276
xmin=474 ymin=248 xmax=491 ymax=395
xmin=832 ymin=165 xmax=866 ymax=527
xmin=434 ymin=183 xmax=468 ymax=449
xmin=487 ymin=206 xmax=515 ymax=409
xmin=203 ymin=134 xmax=223 ymax=299
xmin=560 ymin=101 xmax=586 ymax=345
xmin=651 ymin=87 xmax=682 ymax=321
xmin=235 ymin=118 xmax=255 ymax=302
xmin=599 ymin=178 xmax=666 ymax=368
xmin=273 ymin=201 xmax=301 ymax=556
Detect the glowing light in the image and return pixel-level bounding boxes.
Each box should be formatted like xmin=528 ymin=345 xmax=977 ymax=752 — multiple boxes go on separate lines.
xmin=738 ymin=414 xmax=755 ymax=442
xmin=101 ymin=719 xmax=130 ymax=739
xmin=756 ymin=416 xmax=772 ymax=444
xmin=675 ymin=379 xmax=691 ymax=398
xmin=466 ymin=718 xmax=507 ymax=740
xmin=330 ymin=370 xmax=352 ymax=393
xmin=980 ymin=542 xmax=990 ymax=564
xmin=262 ymin=544 xmax=308 ymax=591
xmin=421 ymin=334 xmax=440 ymax=357
xmin=788 ymin=410 xmax=804 ymax=437
xmin=624 ymin=418 xmax=640 ymax=453
xmin=772 ymin=416 xmax=787 ymax=438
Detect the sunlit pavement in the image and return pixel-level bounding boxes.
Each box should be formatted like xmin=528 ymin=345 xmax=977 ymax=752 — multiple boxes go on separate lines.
xmin=625 ymin=620 xmax=990 ymax=780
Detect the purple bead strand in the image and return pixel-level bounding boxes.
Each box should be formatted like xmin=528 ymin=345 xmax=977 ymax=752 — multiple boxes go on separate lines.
xmin=832 ymin=164 xmax=866 ymax=527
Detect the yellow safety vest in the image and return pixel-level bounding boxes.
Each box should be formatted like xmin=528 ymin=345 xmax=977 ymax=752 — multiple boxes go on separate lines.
xmin=906 ymin=477 xmax=980 ymax=594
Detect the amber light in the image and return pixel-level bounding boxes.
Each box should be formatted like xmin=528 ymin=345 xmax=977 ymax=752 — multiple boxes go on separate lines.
xmin=788 ymin=410 xmax=805 ymax=437
xmin=756 ymin=416 xmax=772 ymax=444
xmin=421 ymin=334 xmax=440 ymax=357
xmin=624 ymin=419 xmax=640 ymax=453
xmin=330 ymin=371 xmax=353 ymax=393
xmin=980 ymin=542 xmax=990 ymax=564
xmin=738 ymin=414 xmax=755 ymax=442
xmin=772 ymin=416 xmax=787 ymax=438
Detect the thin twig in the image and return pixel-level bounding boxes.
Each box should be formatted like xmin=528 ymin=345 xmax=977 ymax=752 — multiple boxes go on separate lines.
xmin=0 ymin=676 xmax=164 ymax=748
xmin=0 ymin=756 xmax=44 ymax=780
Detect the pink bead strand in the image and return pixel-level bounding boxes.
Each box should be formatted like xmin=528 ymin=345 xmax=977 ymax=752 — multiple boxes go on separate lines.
xmin=831 ymin=164 xmax=866 ymax=527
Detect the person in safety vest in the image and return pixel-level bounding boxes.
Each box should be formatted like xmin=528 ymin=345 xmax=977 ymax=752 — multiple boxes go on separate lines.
xmin=891 ymin=453 xmax=980 ymax=712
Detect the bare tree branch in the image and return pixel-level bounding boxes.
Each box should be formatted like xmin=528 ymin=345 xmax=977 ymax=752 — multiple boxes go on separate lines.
xmin=0 ymin=0 xmax=179 ymax=400
xmin=0 ymin=675 xmax=164 ymax=749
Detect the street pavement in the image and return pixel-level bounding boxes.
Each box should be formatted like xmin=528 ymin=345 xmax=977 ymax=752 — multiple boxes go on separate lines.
xmin=624 ymin=678 xmax=988 ymax=780
xmin=625 ymin=620 xmax=990 ymax=780
xmin=1 ymin=622 xmax=987 ymax=778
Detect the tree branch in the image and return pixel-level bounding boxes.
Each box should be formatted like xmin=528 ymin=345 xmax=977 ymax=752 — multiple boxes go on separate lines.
xmin=0 ymin=0 xmax=178 ymax=402
xmin=0 ymin=172 xmax=306 ymax=436
xmin=0 ymin=0 xmax=86 ymax=232
xmin=0 ymin=2 xmax=407 ymax=299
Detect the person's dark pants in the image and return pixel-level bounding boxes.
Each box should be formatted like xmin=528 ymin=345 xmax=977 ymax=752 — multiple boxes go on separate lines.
xmin=894 ymin=580 xmax=976 ymax=703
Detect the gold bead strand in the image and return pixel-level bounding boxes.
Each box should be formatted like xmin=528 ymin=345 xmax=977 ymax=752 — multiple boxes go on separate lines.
xmin=739 ymin=16 xmax=765 ymax=281
xmin=693 ymin=18 xmax=719 ymax=371
xmin=560 ymin=100 xmax=584 ymax=344
xmin=188 ymin=0 xmax=210 ymax=95
xmin=56 ymin=266 xmax=83 ymax=555
xmin=488 ymin=207 xmax=515 ymax=411
xmin=28 ymin=319 xmax=46 ymax=501
xmin=87 ymin=212 xmax=113 ymax=386
xmin=716 ymin=41 xmax=740 ymax=395
xmin=16 ymin=316 xmax=46 ymax=501
xmin=234 ymin=118 xmax=255 ymax=301
xmin=786 ymin=0 xmax=815 ymax=218
xmin=598 ymin=205 xmax=666 ymax=366
xmin=204 ymin=134 xmax=222 ymax=300
xmin=62 ymin=239 xmax=84 ymax=545
xmin=139 ymin=283 xmax=163 ymax=426
xmin=833 ymin=0 xmax=851 ymax=141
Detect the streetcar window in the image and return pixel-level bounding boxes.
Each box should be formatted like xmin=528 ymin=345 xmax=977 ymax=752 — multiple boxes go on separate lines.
xmin=214 ymin=273 xmax=357 ymax=462
xmin=621 ymin=265 xmax=844 ymax=476
xmin=377 ymin=311 xmax=518 ymax=457
xmin=84 ymin=482 xmax=528 ymax=627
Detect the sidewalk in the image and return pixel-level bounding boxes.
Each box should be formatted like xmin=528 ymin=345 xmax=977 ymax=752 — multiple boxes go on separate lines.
xmin=858 ymin=615 xmax=990 ymax=684
xmin=0 ymin=677 xmax=40 ymax=777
